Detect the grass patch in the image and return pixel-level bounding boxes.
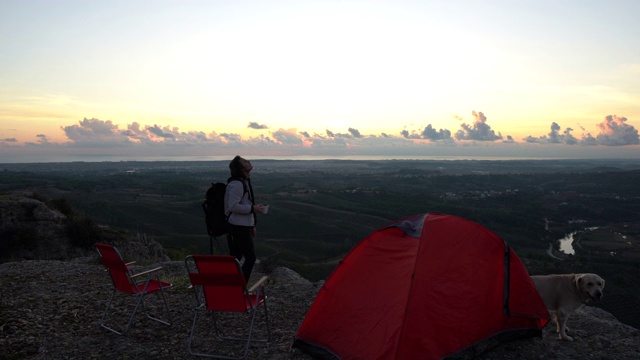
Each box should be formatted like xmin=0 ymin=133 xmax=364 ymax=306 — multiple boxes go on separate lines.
xmin=164 ymin=274 xmax=192 ymax=294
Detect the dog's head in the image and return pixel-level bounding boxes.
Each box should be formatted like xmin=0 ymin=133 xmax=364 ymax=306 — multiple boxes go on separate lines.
xmin=574 ymin=273 xmax=605 ymax=303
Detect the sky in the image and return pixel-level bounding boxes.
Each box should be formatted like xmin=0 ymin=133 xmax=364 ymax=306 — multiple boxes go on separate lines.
xmin=1 ymin=0 xmax=639 ymax=162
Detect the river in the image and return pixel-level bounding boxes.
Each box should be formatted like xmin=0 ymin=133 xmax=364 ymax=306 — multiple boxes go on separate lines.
xmin=558 ymin=227 xmax=600 ymax=255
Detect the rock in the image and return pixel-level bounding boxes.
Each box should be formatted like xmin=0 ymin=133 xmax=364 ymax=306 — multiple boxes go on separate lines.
xmin=0 ymin=192 xmax=168 ymax=263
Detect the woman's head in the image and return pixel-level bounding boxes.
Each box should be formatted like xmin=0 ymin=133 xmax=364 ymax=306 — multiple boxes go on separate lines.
xmin=229 ymin=155 xmax=252 ymax=178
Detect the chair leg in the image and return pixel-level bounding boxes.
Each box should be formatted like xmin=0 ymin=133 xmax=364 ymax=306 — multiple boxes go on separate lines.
xmin=140 ymin=284 xmax=172 ymax=326
xmin=245 ymin=299 xmax=270 ymax=343
xmin=100 ymin=289 xmax=125 ymax=335
xmin=241 ymin=308 xmax=258 ymax=358
xmin=260 ymin=299 xmax=271 ymax=342
xmin=189 ymin=308 xmax=257 ymax=360
xmin=210 ymin=298 xmax=269 ymax=343
xmin=100 ymin=286 xmax=171 ymax=335
xmin=232 ymin=301 xmax=271 ymax=359
xmin=187 ymin=307 xmax=203 ymax=357
xmin=100 ymin=289 xmax=140 ymax=335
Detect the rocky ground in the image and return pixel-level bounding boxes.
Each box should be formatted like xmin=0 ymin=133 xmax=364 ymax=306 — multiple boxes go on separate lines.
xmin=1 ymin=258 xmax=639 ymax=360
xmin=2 ymin=190 xmax=639 ymax=359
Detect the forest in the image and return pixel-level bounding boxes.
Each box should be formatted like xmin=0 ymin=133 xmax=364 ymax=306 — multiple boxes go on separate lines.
xmin=1 ymin=158 xmax=640 ymax=328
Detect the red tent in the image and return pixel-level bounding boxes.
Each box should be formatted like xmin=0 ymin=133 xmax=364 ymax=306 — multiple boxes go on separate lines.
xmin=293 ymin=213 xmax=549 ymax=359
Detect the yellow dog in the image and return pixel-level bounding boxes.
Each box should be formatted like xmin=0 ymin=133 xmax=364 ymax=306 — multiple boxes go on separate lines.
xmin=531 ymin=273 xmax=605 ymax=341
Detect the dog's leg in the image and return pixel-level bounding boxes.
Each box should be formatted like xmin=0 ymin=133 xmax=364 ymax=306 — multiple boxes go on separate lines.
xmin=556 ymin=311 xmax=573 ymax=341
xmin=552 ymin=313 xmax=561 ymax=334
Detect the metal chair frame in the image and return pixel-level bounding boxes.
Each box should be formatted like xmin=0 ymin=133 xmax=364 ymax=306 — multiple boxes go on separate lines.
xmin=96 ymin=243 xmax=172 ymax=335
xmin=185 ymin=255 xmax=270 ymax=359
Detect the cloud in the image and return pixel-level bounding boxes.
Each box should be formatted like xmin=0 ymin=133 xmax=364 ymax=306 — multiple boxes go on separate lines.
xmin=22 ymin=133 xmax=57 ymax=147
xmin=324 ymin=129 xmax=356 ymax=139
xmin=248 ymin=122 xmax=269 ymax=130
xmin=454 ymin=111 xmax=503 ymax=141
xmin=581 ymin=133 xmax=598 ymax=146
xmin=348 ymin=128 xmax=362 ymax=138
xmin=523 ymin=135 xmax=541 ymax=144
xmin=524 ymin=122 xmax=579 ymax=145
xmin=594 ymin=115 xmax=639 ymax=146
xmin=244 ymin=134 xmax=276 ymax=146
xmin=562 ymin=129 xmax=578 ymax=145
xmin=401 ymin=128 xmax=421 ymax=139
xmin=272 ymin=128 xmax=305 ymax=145
xmin=36 ymin=134 xmax=50 ymax=144
xmin=2 ymin=138 xmax=18 ymax=142
xmin=547 ymin=122 xmax=562 ymax=143
xmin=62 ymin=118 xmax=234 ymax=147
xmin=147 ymin=125 xmax=175 ymax=139
xmin=421 ymin=124 xmax=452 ymax=142
xmin=62 ymin=118 xmax=126 ymax=144
xmin=220 ymin=133 xmax=242 ymax=143
xmin=548 ymin=122 xmax=578 ymax=145
xmin=123 ymin=122 xmax=144 ymax=138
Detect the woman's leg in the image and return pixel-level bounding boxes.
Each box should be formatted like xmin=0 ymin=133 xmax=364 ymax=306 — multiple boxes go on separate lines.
xmin=238 ymin=231 xmax=256 ymax=282
xmin=229 ymin=225 xmax=256 ymax=282
xmin=227 ymin=233 xmax=241 ymax=259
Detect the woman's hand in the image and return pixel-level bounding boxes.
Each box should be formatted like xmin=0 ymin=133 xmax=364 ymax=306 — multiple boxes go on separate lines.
xmin=253 ymin=204 xmax=268 ymax=214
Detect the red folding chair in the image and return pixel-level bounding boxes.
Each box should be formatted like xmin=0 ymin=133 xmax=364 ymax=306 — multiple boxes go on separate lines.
xmin=95 ymin=243 xmax=172 ymax=335
xmin=185 ymin=255 xmax=270 ymax=359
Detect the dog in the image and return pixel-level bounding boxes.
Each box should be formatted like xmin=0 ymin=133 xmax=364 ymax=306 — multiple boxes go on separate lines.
xmin=531 ymin=273 xmax=605 ymax=341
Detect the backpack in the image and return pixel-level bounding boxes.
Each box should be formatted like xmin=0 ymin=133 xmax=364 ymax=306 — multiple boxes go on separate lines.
xmin=202 ymin=178 xmax=247 ymax=237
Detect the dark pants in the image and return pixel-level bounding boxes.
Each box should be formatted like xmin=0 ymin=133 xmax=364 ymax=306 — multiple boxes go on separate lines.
xmin=227 ymin=224 xmax=256 ymax=283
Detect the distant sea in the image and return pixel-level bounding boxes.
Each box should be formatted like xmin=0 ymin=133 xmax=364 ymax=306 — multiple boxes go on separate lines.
xmin=2 ymin=154 xmax=566 ymax=164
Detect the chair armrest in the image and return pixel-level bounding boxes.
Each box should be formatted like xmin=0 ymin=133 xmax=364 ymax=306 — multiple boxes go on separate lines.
xmin=130 ymin=266 xmax=163 ymax=279
xmin=248 ymin=276 xmax=269 ymax=293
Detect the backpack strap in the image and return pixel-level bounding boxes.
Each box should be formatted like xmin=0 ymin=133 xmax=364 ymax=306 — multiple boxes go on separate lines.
xmin=227 ymin=177 xmax=249 ymax=199
xmin=227 ymin=176 xmax=256 ymax=225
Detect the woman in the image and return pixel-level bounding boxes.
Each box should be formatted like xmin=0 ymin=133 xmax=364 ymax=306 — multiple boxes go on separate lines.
xmin=224 ymin=156 xmax=267 ymax=282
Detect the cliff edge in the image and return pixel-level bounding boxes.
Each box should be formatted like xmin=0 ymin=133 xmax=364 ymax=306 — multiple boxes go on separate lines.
xmin=1 ymin=258 xmax=639 ymax=359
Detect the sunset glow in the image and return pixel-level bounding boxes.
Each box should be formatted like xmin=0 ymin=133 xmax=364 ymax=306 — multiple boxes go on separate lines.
xmin=1 ymin=0 xmax=639 ymax=162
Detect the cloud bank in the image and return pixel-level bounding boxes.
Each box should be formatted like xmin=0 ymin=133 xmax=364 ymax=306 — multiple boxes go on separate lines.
xmin=2 ymin=112 xmax=639 ymax=161
xmin=523 ymin=115 xmax=639 ymax=146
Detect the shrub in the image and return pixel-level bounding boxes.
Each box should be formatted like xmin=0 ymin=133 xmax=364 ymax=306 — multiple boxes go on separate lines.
xmin=49 ymin=198 xmax=75 ymax=218
xmin=65 ymin=215 xmax=101 ymax=249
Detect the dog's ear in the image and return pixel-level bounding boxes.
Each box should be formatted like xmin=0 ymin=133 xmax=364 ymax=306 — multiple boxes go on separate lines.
xmin=573 ymin=274 xmax=583 ymax=290
xmin=597 ymin=276 xmax=605 ymax=289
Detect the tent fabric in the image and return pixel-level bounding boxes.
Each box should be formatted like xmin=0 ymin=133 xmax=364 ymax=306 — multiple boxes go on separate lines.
xmin=293 ymin=213 xmax=549 ymax=360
